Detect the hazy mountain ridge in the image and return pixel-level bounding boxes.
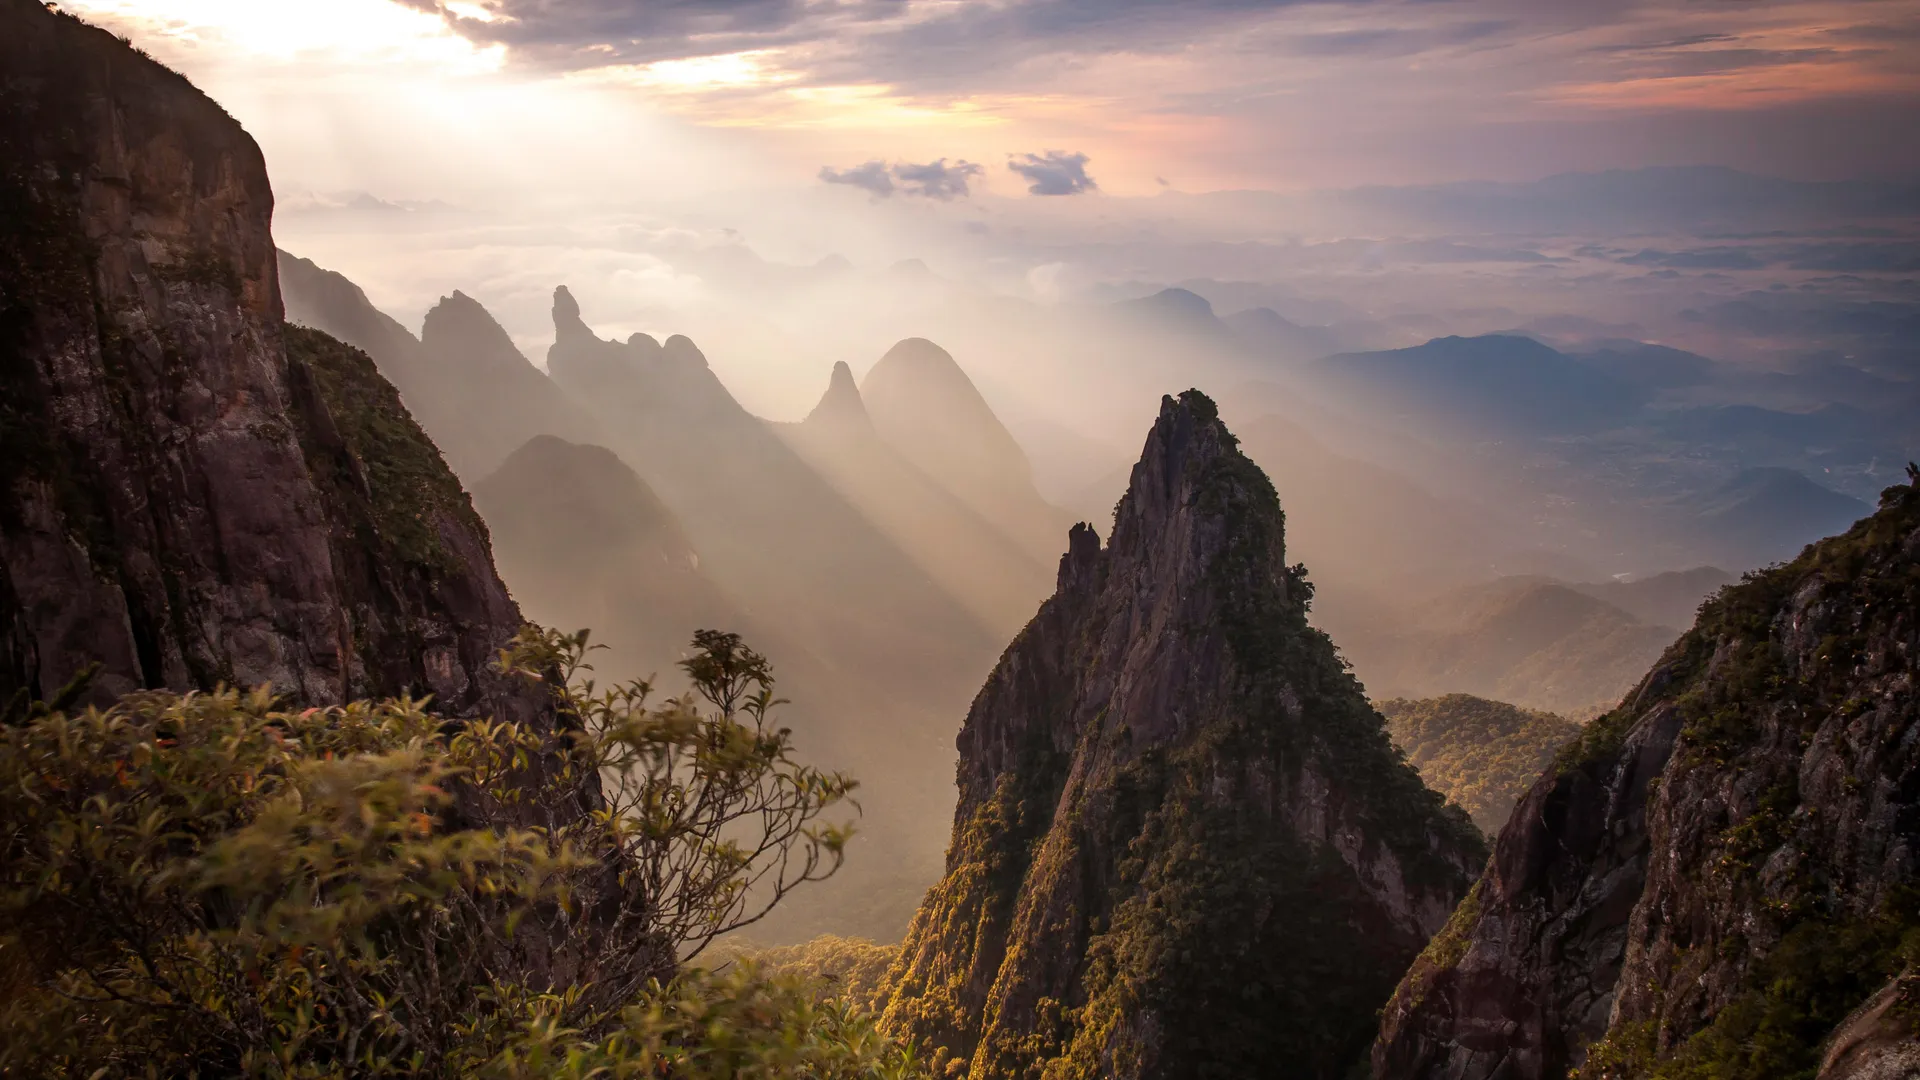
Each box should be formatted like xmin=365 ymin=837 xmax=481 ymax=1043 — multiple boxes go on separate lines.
xmin=276 ymin=260 xmax=1079 ymax=939
xmin=1332 ymin=576 xmax=1686 ymax=718
xmin=860 ymin=337 xmax=1076 ymax=565
xmin=471 ymin=435 xmax=748 ymax=686
xmin=278 ymin=252 xmax=598 ymax=483
xmin=775 ymin=361 xmax=1053 ymax=636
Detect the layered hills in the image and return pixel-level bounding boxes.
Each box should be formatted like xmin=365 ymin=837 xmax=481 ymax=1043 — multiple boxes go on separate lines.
xmin=882 ymin=391 xmax=1486 ymax=1079
xmin=542 ymin=289 xmax=1001 ymax=708
xmin=1332 ymin=575 xmax=1690 ymax=718
xmin=275 ymin=257 xmax=1071 ymax=939
xmin=1374 ymin=469 xmax=1920 ymax=1080
xmin=0 ymin=3 xmax=538 ymax=727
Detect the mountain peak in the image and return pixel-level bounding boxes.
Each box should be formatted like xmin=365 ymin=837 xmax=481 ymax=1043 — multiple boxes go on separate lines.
xmin=421 ymin=288 xmax=510 ymax=350
xmin=552 ymin=285 xmax=590 ymax=341
xmin=662 ymin=333 xmax=709 ymax=369
xmin=803 ymin=360 xmax=870 ymax=430
xmin=1108 ymin=389 xmax=1246 ymax=552
xmin=884 ymin=387 xmax=1483 ymax=1077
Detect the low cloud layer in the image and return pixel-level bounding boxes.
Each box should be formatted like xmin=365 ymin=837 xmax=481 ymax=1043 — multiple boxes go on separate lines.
xmin=1009 ymin=151 xmax=1096 ymax=196
xmin=821 ymin=158 xmax=986 ymax=199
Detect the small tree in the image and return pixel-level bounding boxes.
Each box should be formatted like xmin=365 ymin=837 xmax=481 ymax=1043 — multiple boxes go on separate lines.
xmin=0 ymin=627 xmax=920 ymax=1078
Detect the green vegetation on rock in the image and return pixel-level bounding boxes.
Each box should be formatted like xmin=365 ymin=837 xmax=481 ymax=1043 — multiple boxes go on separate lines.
xmin=729 ymin=936 xmax=902 ymax=1014
xmin=287 ymin=323 xmax=486 ymax=574
xmin=0 ymin=627 xmax=921 ymax=1078
xmin=1381 ymin=694 xmax=1582 ymax=836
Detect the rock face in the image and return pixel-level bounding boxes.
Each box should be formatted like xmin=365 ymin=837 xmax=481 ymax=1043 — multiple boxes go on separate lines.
xmin=1373 ymin=471 xmax=1920 ymax=1080
xmin=0 ymin=0 xmax=539 ymax=724
xmin=882 ymin=391 xmax=1486 ymax=1080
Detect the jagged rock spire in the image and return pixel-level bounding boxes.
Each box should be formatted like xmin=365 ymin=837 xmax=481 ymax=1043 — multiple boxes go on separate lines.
xmin=881 ymin=389 xmax=1483 ymax=1080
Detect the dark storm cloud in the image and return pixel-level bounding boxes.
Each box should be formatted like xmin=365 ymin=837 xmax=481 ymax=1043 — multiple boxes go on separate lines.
xmin=820 ymin=158 xmax=985 ymax=199
xmin=1009 ymin=151 xmax=1097 ymax=196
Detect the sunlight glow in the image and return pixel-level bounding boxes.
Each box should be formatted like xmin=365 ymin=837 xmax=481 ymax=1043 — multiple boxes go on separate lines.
xmin=62 ymin=0 xmax=500 ymax=69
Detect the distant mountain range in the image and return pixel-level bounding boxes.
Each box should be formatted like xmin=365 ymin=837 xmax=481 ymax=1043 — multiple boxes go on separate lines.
xmin=1332 ymin=573 xmax=1716 ymax=718
xmin=279 ymin=254 xmax=594 ymax=483
xmin=1164 ymin=166 xmax=1920 ymax=233
xmin=278 ymin=254 xmax=1071 ymax=939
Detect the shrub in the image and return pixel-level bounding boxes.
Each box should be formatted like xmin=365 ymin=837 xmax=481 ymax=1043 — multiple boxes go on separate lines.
xmin=0 ymin=627 xmax=924 ymax=1078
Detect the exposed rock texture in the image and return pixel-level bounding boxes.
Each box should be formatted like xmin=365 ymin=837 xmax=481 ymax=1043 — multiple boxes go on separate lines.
xmin=0 ymin=0 xmax=538 ymax=724
xmin=1374 ymin=472 xmax=1920 ymax=1080
xmin=882 ymin=391 xmax=1486 ymax=1080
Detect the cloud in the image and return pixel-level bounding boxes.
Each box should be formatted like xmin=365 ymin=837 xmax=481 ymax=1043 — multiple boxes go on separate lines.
xmin=1619 ymin=247 xmax=1766 ymax=270
xmin=892 ymin=158 xmax=986 ymax=199
xmin=1009 ymin=151 xmax=1096 ymax=196
xmin=819 ymin=160 xmax=897 ymax=198
xmin=819 ymin=157 xmax=985 ymax=199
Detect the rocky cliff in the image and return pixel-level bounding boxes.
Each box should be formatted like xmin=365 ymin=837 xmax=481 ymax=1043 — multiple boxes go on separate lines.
xmin=0 ymin=0 xmax=539 ymax=725
xmin=882 ymin=391 xmax=1487 ymax=1080
xmin=1373 ymin=469 xmax=1920 ymax=1080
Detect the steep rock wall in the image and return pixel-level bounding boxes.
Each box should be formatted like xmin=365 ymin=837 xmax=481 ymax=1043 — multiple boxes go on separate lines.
xmin=883 ymin=391 xmax=1486 ymax=1080
xmin=0 ymin=0 xmax=538 ymax=724
xmin=1374 ymin=471 xmax=1920 ymax=1080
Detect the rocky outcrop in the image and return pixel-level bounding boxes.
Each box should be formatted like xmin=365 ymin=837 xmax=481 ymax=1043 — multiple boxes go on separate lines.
xmin=1373 ymin=471 xmax=1920 ymax=1080
xmin=0 ymin=0 xmax=539 ymax=725
xmin=882 ymin=391 xmax=1486 ymax=1080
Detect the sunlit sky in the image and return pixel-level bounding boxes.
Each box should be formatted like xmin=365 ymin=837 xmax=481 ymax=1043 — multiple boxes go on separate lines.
xmin=62 ymin=0 xmax=1920 ymax=206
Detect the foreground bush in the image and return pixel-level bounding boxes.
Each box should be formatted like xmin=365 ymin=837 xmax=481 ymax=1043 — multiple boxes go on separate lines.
xmin=0 ymin=628 xmax=924 ymax=1077
xmin=720 ymin=935 xmax=901 ymax=1014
